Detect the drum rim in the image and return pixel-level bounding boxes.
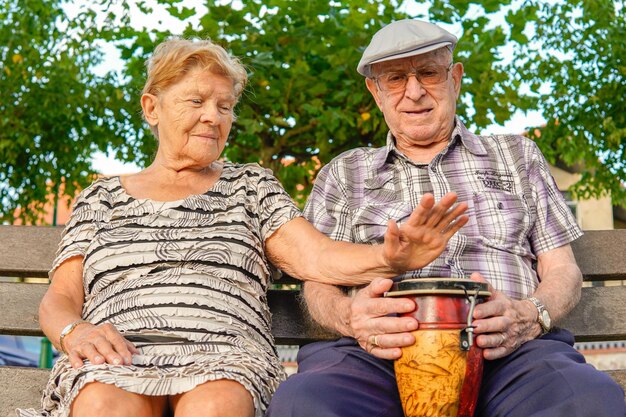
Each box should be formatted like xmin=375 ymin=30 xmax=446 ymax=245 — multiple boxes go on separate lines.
xmin=385 ymin=278 xmax=491 ymax=297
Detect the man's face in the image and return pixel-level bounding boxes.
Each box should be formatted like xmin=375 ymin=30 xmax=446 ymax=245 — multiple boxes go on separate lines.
xmin=366 ymin=49 xmax=463 ymax=156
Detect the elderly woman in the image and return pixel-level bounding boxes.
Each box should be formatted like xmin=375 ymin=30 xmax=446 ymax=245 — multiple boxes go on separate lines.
xmin=18 ymin=39 xmax=467 ymax=417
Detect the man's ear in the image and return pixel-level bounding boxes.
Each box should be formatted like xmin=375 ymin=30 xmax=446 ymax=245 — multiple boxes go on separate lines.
xmin=452 ymin=62 xmax=464 ymax=98
xmin=140 ymin=93 xmax=159 ymax=127
xmin=365 ymin=78 xmax=383 ymax=111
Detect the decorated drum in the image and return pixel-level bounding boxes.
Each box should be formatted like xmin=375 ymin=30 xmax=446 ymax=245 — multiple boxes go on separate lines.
xmin=386 ymin=278 xmax=491 ymax=417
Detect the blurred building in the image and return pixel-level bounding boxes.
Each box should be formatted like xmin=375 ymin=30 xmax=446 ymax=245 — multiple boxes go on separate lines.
xmin=549 ymin=163 xmax=614 ymax=230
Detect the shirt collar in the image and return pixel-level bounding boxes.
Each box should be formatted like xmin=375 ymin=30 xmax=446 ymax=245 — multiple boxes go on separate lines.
xmin=365 ymin=116 xmax=487 ymax=189
xmin=377 ymin=116 xmax=488 ymax=166
xmin=364 ymin=138 xmax=397 ymax=189
xmin=454 ymin=117 xmax=488 ymax=156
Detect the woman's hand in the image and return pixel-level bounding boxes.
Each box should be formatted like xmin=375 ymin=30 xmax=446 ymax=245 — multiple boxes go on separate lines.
xmin=63 ymin=322 xmax=139 ymax=369
xmin=470 ymin=272 xmax=541 ymax=360
xmin=382 ymin=192 xmax=469 ymax=272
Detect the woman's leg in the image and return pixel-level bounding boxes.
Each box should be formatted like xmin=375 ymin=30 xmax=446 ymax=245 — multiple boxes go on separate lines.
xmin=170 ymin=379 xmax=254 ymax=417
xmin=70 ymin=381 xmax=168 ymax=417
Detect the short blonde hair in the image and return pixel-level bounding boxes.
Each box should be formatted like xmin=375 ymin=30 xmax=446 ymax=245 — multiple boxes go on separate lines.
xmin=143 ymin=37 xmax=247 ymax=97
xmin=142 ymin=38 xmax=247 ymax=137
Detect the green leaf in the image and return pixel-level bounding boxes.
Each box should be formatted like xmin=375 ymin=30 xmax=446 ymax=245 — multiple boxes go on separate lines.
xmin=3 ymin=0 xmax=624 ymax=222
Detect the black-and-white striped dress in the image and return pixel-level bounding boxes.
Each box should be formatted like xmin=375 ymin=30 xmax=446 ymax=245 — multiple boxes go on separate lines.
xmin=17 ymin=163 xmax=301 ymax=417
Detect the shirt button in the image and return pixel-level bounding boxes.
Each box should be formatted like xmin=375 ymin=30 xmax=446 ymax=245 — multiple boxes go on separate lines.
xmin=431 ymin=166 xmax=437 ymax=173
xmin=497 ymin=202 xmax=504 ymax=209
xmin=448 ymin=260 xmax=455 ymax=266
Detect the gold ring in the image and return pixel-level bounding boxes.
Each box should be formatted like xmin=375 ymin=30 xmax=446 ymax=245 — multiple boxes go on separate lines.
xmin=368 ymin=335 xmax=379 ymax=348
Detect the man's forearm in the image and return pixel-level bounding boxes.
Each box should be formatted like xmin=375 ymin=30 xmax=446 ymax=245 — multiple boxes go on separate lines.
xmin=534 ymin=245 xmax=583 ymax=324
xmin=534 ymin=263 xmax=582 ymax=324
xmin=302 ymin=281 xmax=354 ymax=337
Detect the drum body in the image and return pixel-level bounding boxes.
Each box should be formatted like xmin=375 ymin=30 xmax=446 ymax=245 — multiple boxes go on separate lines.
xmin=386 ymin=279 xmax=491 ymax=417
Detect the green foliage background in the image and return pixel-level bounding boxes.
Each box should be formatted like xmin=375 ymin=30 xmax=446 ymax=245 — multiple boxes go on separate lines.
xmin=1 ymin=0 xmax=624 ymax=223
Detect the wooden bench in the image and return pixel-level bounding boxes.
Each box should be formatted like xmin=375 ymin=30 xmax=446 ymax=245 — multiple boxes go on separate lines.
xmin=1 ymin=225 xmax=626 ymax=416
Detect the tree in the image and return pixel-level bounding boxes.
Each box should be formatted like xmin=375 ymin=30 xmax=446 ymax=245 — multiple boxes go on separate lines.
xmin=515 ymin=0 xmax=626 ymax=204
xmin=0 ymin=0 xmax=139 ymax=223
xmin=112 ymin=0 xmax=529 ymax=205
xmin=128 ymin=0 xmax=626 ymax=205
xmin=5 ymin=0 xmax=623 ymax=223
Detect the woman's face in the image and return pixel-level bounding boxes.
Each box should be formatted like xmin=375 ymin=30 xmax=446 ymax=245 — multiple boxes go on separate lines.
xmin=142 ymin=67 xmax=237 ymax=169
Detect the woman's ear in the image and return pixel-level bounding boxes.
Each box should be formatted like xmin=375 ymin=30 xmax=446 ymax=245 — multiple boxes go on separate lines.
xmin=140 ymin=93 xmax=159 ymax=127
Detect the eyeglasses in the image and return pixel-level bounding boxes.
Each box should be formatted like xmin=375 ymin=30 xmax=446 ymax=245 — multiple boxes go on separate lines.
xmin=372 ymin=63 xmax=453 ymax=92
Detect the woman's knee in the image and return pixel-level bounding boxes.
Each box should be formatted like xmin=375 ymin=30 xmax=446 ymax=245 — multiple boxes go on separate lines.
xmin=172 ymin=379 xmax=254 ymax=417
xmin=70 ymin=382 xmax=164 ymax=417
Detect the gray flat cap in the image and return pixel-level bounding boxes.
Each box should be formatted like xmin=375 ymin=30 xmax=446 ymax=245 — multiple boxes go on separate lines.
xmin=357 ymin=19 xmax=457 ymax=77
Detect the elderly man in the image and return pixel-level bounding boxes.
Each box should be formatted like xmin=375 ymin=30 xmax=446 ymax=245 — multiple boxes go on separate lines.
xmin=266 ymin=19 xmax=626 ymax=417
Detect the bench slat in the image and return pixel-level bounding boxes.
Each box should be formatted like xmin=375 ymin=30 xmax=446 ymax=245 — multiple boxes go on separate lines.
xmin=268 ymin=286 xmax=626 ymax=343
xmin=267 ymin=290 xmax=331 ymax=344
xmin=0 ymin=283 xmax=47 ymax=337
xmin=0 ymin=367 xmax=49 ymax=417
xmin=560 ymin=285 xmax=626 ymax=341
xmin=559 ymin=286 xmax=626 ymax=342
xmin=2 ymin=283 xmax=626 ymax=344
xmin=0 ymin=226 xmax=62 ymax=278
xmin=2 ymin=225 xmax=626 ymax=282
xmin=571 ymin=230 xmax=626 ymax=281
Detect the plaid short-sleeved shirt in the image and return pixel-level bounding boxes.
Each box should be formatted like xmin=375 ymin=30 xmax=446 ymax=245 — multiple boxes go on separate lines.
xmin=303 ymin=118 xmax=583 ymax=299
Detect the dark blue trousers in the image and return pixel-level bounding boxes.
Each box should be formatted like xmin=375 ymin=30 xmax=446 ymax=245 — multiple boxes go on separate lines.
xmin=266 ymin=329 xmax=625 ymax=417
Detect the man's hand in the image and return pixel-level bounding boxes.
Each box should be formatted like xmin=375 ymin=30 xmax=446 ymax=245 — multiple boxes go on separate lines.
xmin=63 ymin=322 xmax=139 ymax=369
xmin=470 ymin=272 xmax=541 ymax=360
xmin=349 ymin=278 xmax=419 ymax=360
xmin=383 ymin=192 xmax=468 ymax=272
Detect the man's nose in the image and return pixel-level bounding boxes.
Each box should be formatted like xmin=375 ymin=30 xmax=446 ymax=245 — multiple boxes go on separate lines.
xmin=404 ymin=74 xmax=426 ymax=100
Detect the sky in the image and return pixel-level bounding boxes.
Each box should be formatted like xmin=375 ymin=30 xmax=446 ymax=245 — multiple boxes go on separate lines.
xmin=83 ymin=0 xmax=547 ymax=175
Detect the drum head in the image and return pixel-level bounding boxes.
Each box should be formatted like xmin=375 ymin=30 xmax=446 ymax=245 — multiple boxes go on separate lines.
xmin=385 ymin=278 xmax=491 ymax=298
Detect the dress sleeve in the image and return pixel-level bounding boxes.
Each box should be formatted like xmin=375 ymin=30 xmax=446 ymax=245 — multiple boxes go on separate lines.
xmin=255 ymin=165 xmax=302 ymax=242
xmin=48 ymin=185 xmax=100 ymax=279
xmin=526 ymin=140 xmax=584 ymax=254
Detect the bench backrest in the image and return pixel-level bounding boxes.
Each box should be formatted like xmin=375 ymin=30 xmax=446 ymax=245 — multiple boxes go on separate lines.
xmin=1 ymin=225 xmax=626 ymax=344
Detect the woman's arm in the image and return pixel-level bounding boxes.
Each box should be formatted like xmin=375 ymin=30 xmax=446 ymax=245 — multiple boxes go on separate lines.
xmin=265 ymin=192 xmax=468 ymax=285
xmin=40 ymin=256 xmax=138 ymax=368
xmin=39 ymin=256 xmax=86 ymax=351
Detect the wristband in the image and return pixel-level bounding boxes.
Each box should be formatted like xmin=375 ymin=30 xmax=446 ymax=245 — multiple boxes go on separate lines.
xmin=58 ymin=319 xmax=90 ymax=354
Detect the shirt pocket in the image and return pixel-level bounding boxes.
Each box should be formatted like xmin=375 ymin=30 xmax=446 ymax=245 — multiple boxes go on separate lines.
xmin=352 ymin=202 xmax=414 ymax=244
xmin=472 ymin=192 xmax=529 ymax=251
